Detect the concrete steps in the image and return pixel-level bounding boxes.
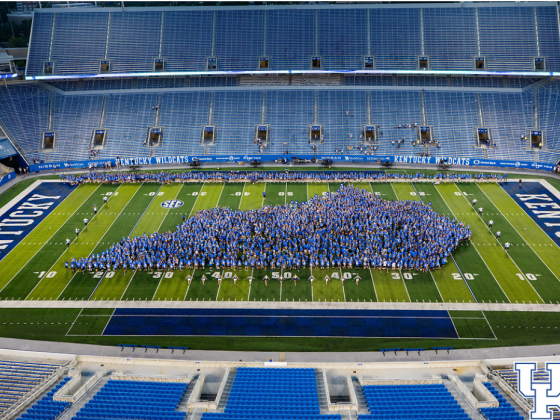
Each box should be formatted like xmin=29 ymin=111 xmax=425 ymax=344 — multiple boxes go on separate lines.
xmin=351 ymin=377 xmax=370 ymax=415
xmin=216 ymin=368 xmax=237 ymax=412
xmin=314 ymin=369 xmax=329 ymax=414
xmin=444 ymin=380 xmax=482 ymax=420
xmin=176 ymin=376 xmax=197 ymax=413
xmin=487 ymin=378 xmax=530 ymax=420
xmin=57 ymin=375 xmax=109 ymax=420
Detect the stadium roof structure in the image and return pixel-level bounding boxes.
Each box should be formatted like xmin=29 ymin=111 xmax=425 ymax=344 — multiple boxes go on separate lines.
xmin=25 ymin=1 xmax=560 ymax=80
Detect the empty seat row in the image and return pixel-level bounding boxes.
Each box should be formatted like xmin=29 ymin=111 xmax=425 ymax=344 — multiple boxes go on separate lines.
xmin=479 ymin=382 xmax=524 ymax=420
xmin=16 ymin=377 xmax=71 ymax=420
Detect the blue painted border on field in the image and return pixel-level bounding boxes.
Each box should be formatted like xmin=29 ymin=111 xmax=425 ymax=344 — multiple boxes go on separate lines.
xmin=501 ymin=182 xmax=560 ymax=246
xmin=103 ymin=309 xmax=458 ymax=338
xmin=0 ymin=182 xmax=76 ymax=261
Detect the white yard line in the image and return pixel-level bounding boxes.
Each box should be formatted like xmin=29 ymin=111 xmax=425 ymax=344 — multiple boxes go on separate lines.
xmin=0 ymin=185 xmax=102 ymax=296
xmin=432 ymin=183 xmax=510 ymax=304
xmin=150 ymin=185 xmax=185 ymax=299
xmin=65 ymin=308 xmax=83 ymax=336
xmin=478 ymin=184 xmax=560 ymax=292
xmin=452 ymin=182 xmax=544 ymax=304
xmin=24 ymin=184 xmax=106 ymax=300
xmin=368 ymin=268 xmax=379 ymax=302
xmin=56 ymin=183 xmax=134 ymax=300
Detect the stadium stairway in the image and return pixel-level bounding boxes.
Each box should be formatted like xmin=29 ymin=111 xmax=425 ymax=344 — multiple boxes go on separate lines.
xmin=351 ymin=377 xmax=370 ymax=415
xmin=314 ymin=370 xmax=329 ymax=414
xmin=216 ymin=368 xmax=237 ymax=412
xmin=443 ymin=380 xmax=481 ymax=420
xmin=57 ymin=376 xmax=110 ymax=420
xmin=176 ymin=375 xmax=197 ymax=413
xmin=483 ymin=378 xmax=529 ymax=420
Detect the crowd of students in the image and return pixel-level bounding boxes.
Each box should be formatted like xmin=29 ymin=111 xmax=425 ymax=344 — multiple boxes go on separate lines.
xmin=68 ymin=185 xmax=471 ymax=273
xmin=60 ymin=170 xmax=507 ymax=185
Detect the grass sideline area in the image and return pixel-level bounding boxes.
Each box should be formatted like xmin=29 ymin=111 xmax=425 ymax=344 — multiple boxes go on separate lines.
xmin=0 ymin=308 xmax=560 ymax=352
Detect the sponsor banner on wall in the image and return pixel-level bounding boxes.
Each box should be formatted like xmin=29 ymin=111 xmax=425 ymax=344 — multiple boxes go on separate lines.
xmin=28 ymin=154 xmax=555 ymax=173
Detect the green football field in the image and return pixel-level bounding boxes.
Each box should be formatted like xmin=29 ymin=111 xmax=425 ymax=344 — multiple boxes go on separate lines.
xmin=1 ymin=171 xmax=560 ymax=352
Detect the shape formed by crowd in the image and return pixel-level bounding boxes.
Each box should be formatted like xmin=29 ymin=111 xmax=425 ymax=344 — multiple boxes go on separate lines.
xmin=60 ymin=170 xmax=506 ymax=185
xmin=68 ymin=185 xmax=471 ymax=273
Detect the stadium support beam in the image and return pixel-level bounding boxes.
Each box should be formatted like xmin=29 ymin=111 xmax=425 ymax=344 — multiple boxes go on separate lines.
xmin=48 ymin=14 xmax=56 ymax=61
xmin=313 ymin=90 xmax=318 ymax=124
xmin=420 ymin=8 xmax=425 ymax=56
xmin=533 ymin=87 xmax=539 ymax=129
xmin=208 ymin=92 xmax=214 ymax=126
xmin=211 ymin=11 xmax=216 ymax=57
xmin=154 ymin=94 xmax=162 ymax=127
xmin=262 ymin=11 xmax=267 ymax=56
xmin=420 ymin=90 xmax=427 ymax=126
xmin=104 ymin=13 xmax=111 ymax=60
xmin=47 ymin=92 xmax=54 ymax=131
xmin=260 ymin=91 xmax=266 ymax=125
xmin=366 ymin=9 xmax=371 ymax=56
xmin=366 ymin=91 xmax=372 ymax=124
xmin=522 ymin=76 xmax=555 ymax=91
xmin=476 ymin=93 xmax=484 ymax=128
xmin=534 ymin=7 xmax=541 ymax=57
xmin=475 ymin=8 xmax=481 ymax=57
xmin=100 ymin=96 xmax=108 ymax=129
xmin=314 ymin=9 xmax=319 ymax=56
xmin=158 ymin=12 xmax=164 ymax=59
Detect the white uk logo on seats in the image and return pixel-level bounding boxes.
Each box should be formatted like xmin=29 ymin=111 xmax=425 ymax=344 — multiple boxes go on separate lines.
xmin=516 ymin=362 xmax=560 ymax=419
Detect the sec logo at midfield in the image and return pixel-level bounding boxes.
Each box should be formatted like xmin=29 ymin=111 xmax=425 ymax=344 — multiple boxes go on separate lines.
xmin=161 ymin=200 xmax=184 ymax=209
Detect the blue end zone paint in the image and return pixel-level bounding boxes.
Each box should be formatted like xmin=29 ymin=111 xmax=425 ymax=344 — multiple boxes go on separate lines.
xmin=103 ymin=309 xmax=458 ymax=338
xmin=0 ymin=182 xmax=75 ymax=261
xmin=501 ymin=182 xmax=560 ymax=245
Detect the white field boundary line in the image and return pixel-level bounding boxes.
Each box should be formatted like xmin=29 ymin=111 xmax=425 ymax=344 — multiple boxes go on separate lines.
xmin=447 ymin=310 xmax=462 ymax=340
xmin=5 ymin=299 xmax=560 ymax=312
xmin=432 ymin=183 xmax=510 ymax=304
xmin=58 ymin=183 xmax=141 ymax=301
xmin=482 ymin=310 xmax=498 ymax=340
xmin=0 ymin=181 xmax=82 ymax=263
xmin=0 ymin=184 xmax=101 ymax=296
xmin=0 ymin=179 xmax=64 ymax=218
xmin=540 ymin=179 xmax=560 ymax=201
xmin=65 ymin=308 xmax=83 ymax=336
xmin=25 ymin=184 xmax=106 ymax=300
xmin=87 ymin=183 xmax=148 ymax=300
xmin=453 ymin=183 xmax=544 ymax=304
xmin=100 ymin=308 xmax=116 ymax=336
xmin=478 ymin=184 xmax=560 ymax=293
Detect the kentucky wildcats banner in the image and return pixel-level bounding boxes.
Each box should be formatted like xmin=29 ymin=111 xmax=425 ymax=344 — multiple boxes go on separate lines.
xmin=27 ymin=154 xmax=556 ymax=173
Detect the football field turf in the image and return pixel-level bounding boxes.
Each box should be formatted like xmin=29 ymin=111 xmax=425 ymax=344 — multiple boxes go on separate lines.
xmin=1 ymin=175 xmax=560 ymax=351
xmin=1 ymin=178 xmax=559 ymax=305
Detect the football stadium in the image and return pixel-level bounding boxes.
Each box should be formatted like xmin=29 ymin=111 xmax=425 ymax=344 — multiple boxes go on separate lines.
xmin=2 ymin=1 xmax=560 ymax=419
